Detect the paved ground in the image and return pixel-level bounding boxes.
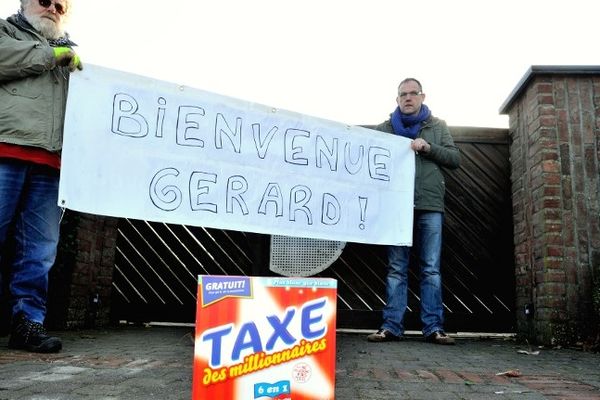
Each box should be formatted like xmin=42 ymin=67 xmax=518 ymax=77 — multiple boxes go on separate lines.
xmin=0 ymin=325 xmax=599 ymax=400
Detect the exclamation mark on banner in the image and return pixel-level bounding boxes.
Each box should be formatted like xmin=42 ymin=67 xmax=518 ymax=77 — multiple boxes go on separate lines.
xmin=358 ymin=196 xmax=368 ymax=230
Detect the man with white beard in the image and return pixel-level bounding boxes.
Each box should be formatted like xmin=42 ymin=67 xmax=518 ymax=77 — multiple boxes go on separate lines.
xmin=0 ymin=0 xmax=82 ymax=353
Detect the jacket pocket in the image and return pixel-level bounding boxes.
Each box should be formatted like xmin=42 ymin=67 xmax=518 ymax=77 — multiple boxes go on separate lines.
xmin=0 ymin=80 xmax=42 ymax=99
xmin=415 ymin=162 xmax=445 ymax=208
xmin=0 ymin=81 xmax=49 ymax=145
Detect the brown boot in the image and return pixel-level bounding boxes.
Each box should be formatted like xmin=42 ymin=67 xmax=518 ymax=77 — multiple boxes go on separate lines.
xmin=425 ymin=331 xmax=455 ymax=345
xmin=367 ymin=329 xmax=402 ymax=342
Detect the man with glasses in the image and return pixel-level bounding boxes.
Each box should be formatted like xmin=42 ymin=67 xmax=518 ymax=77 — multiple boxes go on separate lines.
xmin=367 ymin=78 xmax=460 ymax=345
xmin=0 ymin=0 xmax=82 ymax=352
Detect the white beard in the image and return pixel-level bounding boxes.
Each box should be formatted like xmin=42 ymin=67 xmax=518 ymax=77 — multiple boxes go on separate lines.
xmin=25 ymin=12 xmax=65 ymax=40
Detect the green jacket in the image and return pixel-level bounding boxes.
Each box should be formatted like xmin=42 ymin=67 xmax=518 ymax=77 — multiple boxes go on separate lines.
xmin=0 ymin=15 xmax=71 ymax=152
xmin=375 ymin=115 xmax=460 ymax=212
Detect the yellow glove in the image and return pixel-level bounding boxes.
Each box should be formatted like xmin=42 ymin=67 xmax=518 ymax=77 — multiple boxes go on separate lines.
xmin=53 ymin=47 xmax=83 ymax=72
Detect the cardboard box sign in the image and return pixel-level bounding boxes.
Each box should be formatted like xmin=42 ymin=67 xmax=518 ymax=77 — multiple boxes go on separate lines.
xmin=192 ymin=275 xmax=337 ymax=400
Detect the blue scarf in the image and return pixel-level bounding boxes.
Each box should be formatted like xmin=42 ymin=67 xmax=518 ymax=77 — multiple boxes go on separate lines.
xmin=391 ymin=104 xmax=431 ymax=139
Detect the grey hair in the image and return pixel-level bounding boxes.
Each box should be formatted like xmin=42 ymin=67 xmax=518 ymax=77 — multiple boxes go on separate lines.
xmin=20 ymin=0 xmax=33 ymax=11
xmin=398 ymin=78 xmax=423 ymax=93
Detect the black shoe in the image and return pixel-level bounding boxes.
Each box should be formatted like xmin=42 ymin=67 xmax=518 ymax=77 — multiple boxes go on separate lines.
xmin=425 ymin=331 xmax=455 ymax=345
xmin=8 ymin=313 xmax=62 ymax=353
xmin=367 ymin=329 xmax=401 ymax=342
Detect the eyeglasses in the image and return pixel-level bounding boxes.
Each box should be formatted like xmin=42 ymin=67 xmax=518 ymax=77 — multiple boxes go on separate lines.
xmin=38 ymin=0 xmax=67 ymax=15
xmin=399 ymin=91 xmax=423 ymax=98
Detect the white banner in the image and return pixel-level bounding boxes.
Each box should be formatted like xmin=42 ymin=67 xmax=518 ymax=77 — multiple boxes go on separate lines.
xmin=59 ymin=65 xmax=414 ymax=245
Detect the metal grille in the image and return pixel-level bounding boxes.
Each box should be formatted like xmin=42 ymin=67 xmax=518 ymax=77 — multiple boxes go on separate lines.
xmin=111 ymin=221 xmax=254 ymax=322
xmin=269 ymin=236 xmax=345 ymax=277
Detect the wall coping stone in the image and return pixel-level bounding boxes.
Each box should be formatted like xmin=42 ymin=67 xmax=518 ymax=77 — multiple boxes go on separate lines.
xmin=499 ymin=65 xmax=600 ymax=115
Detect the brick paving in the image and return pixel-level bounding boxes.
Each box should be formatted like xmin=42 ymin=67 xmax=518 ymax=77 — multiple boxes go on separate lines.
xmin=0 ymin=326 xmax=598 ymax=399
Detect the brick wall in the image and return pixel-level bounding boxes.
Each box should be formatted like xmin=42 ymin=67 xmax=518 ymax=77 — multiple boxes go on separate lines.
xmin=501 ymin=66 xmax=600 ymax=345
xmin=48 ymin=211 xmax=119 ymax=329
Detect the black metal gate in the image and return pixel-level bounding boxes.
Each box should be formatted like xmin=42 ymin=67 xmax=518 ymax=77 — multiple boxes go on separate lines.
xmin=111 ymin=127 xmax=515 ymax=332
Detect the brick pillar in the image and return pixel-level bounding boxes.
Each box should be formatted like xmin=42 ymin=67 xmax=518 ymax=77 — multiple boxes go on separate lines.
xmin=48 ymin=211 xmax=119 ymax=329
xmin=500 ymin=66 xmax=600 ymax=345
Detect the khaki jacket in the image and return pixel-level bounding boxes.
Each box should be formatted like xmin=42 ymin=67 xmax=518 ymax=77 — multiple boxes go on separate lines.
xmin=0 ymin=15 xmax=70 ymax=152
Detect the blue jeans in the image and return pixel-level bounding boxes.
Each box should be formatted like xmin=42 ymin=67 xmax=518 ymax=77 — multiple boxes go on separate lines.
xmin=0 ymin=159 xmax=61 ymax=324
xmin=381 ymin=211 xmax=444 ymax=337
